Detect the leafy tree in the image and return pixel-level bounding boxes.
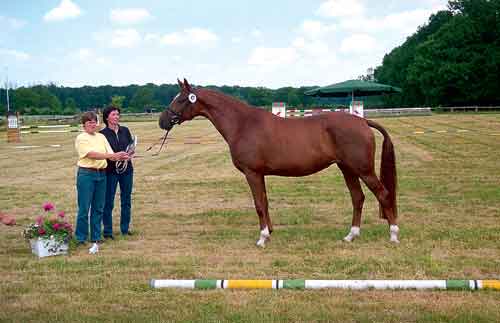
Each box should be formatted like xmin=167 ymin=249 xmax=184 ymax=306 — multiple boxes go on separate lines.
xmin=374 ymin=10 xmax=453 ymax=106
xmin=34 ymin=86 xmax=62 ymax=114
xmin=63 ymin=97 xmax=79 ymax=115
xmin=246 ymin=87 xmax=273 ymax=107
xmin=287 ymin=90 xmax=301 ymax=108
xmin=358 ymin=68 xmax=375 ymax=81
xmin=110 ymin=95 xmax=125 ymax=109
xmin=375 ymin=0 xmax=500 ymax=107
xmin=12 ymin=87 xmax=41 ymax=114
xmin=407 ymin=0 xmax=500 ymax=106
xmin=129 ymin=87 xmax=157 ymax=112
xmin=273 ymin=87 xmax=292 ymax=104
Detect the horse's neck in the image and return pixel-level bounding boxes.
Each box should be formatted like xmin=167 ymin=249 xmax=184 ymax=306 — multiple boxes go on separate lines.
xmin=199 ymin=90 xmax=249 ymax=143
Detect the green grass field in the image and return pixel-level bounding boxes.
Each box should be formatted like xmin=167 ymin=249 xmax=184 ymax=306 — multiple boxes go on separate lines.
xmin=1 ymin=114 xmax=500 ymax=322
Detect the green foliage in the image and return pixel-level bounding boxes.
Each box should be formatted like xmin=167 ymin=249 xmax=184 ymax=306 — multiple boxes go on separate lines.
xmin=375 ymin=0 xmax=500 ymax=107
xmin=246 ymin=87 xmax=274 ymax=106
xmin=63 ymin=97 xmax=79 ymax=115
xmin=12 ymin=86 xmax=63 ymax=114
xmin=110 ymin=95 xmax=125 ymax=108
xmin=129 ymin=86 xmax=158 ymax=112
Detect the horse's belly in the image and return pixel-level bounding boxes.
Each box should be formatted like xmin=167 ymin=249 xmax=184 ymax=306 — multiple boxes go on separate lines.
xmin=266 ymin=156 xmax=336 ymax=177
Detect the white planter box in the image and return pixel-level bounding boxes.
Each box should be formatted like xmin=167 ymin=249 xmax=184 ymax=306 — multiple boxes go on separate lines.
xmin=30 ymin=237 xmax=69 ymax=258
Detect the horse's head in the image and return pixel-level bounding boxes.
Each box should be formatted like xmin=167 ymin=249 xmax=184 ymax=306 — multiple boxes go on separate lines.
xmin=159 ymin=78 xmax=201 ymax=131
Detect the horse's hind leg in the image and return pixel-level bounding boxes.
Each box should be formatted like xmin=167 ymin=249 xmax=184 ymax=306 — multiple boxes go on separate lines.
xmin=244 ymin=171 xmax=272 ymax=247
xmin=360 ymin=172 xmax=399 ymax=243
xmin=339 ymin=165 xmax=365 ymax=242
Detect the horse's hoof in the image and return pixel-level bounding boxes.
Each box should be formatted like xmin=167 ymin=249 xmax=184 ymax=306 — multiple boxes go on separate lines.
xmin=343 ymin=226 xmax=360 ymax=242
xmin=389 ymin=225 xmax=399 ymax=243
xmin=343 ymin=236 xmax=354 ymax=242
xmin=256 ymin=227 xmax=270 ymax=248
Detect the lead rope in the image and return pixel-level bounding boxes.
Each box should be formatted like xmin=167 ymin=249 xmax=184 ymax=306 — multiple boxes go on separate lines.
xmin=145 ymin=130 xmax=170 ymax=156
xmin=116 ymin=135 xmax=137 ymax=174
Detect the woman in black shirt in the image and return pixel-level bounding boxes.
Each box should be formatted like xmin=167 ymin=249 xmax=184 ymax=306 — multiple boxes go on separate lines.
xmin=100 ymin=106 xmax=135 ymax=238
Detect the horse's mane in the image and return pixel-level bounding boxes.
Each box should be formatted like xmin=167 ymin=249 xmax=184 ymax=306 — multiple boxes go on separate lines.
xmin=199 ymin=88 xmax=257 ymax=113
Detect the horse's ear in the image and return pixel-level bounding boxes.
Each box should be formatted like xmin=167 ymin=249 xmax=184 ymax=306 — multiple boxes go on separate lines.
xmin=183 ymin=78 xmax=192 ymax=92
xmin=177 ymin=78 xmax=183 ymax=89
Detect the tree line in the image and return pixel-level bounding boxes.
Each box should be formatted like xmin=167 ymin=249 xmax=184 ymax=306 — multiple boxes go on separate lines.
xmin=1 ymin=0 xmax=498 ymax=115
xmin=374 ymin=0 xmax=500 ymax=107
xmin=0 ymin=82 xmax=324 ymax=115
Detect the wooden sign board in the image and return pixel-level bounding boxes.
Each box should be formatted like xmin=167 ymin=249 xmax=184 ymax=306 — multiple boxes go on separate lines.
xmin=6 ymin=113 xmax=20 ymax=143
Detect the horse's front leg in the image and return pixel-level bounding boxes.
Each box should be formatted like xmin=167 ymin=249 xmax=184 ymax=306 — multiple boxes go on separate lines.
xmin=244 ymin=171 xmax=272 ymax=247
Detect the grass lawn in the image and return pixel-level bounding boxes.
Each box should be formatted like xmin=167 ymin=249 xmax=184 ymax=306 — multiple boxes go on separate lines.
xmin=1 ymin=114 xmax=499 ymax=322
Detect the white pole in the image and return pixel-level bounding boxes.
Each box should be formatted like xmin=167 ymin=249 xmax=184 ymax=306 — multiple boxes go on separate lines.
xmin=5 ymin=67 xmax=10 ymax=113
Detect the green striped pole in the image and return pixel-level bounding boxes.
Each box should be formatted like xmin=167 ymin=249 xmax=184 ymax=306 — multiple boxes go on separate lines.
xmin=150 ymin=279 xmax=500 ymax=290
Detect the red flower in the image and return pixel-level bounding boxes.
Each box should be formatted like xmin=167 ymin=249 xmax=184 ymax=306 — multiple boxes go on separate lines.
xmin=57 ymin=211 xmax=65 ymax=218
xmin=53 ymin=223 xmax=61 ymax=230
xmin=38 ymin=228 xmax=46 ymax=235
xmin=43 ymin=202 xmax=54 ymax=212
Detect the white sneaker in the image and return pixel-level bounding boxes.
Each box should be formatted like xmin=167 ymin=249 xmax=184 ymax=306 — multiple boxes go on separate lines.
xmin=88 ymin=243 xmax=99 ymax=254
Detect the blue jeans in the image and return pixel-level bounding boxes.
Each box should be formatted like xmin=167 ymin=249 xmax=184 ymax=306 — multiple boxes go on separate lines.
xmin=75 ymin=168 xmax=107 ymax=242
xmin=103 ymin=170 xmax=133 ymax=236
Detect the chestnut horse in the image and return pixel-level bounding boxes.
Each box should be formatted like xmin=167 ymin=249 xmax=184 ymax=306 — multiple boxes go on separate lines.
xmin=159 ymin=79 xmax=399 ymax=247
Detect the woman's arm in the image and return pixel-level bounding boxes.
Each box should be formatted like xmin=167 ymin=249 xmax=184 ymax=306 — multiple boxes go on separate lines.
xmin=86 ymin=151 xmax=129 ymax=161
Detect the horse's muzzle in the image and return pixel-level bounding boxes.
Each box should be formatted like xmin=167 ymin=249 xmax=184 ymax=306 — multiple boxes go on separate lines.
xmin=159 ymin=111 xmax=174 ymax=131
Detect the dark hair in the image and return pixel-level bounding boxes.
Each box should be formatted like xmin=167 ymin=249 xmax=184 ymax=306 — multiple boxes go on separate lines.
xmin=102 ymin=106 xmax=121 ymax=126
xmin=81 ymin=111 xmax=98 ymax=125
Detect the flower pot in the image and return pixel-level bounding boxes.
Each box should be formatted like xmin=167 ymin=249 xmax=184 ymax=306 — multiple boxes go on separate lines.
xmin=30 ymin=237 xmax=68 ymax=258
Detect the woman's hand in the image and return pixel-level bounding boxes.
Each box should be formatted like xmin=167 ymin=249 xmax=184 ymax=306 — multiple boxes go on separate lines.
xmin=109 ymin=151 xmax=130 ymax=161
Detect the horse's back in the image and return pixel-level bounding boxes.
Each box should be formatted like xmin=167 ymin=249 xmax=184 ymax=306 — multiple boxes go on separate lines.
xmin=270 ymin=112 xmax=375 ymax=174
xmin=235 ymin=112 xmax=342 ymax=176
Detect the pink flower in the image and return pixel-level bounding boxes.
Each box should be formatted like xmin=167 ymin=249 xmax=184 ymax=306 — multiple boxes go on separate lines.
xmin=35 ymin=215 xmax=43 ymax=225
xmin=38 ymin=228 xmax=46 ymax=235
xmin=53 ymin=223 xmax=61 ymax=230
xmin=43 ymin=202 xmax=54 ymax=212
xmin=57 ymin=211 xmax=65 ymax=218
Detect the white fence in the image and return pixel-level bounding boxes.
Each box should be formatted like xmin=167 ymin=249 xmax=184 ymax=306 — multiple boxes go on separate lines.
xmin=282 ymin=107 xmax=432 ymax=118
xmin=438 ymin=106 xmax=500 ymax=112
xmin=20 ymin=124 xmax=80 ymax=134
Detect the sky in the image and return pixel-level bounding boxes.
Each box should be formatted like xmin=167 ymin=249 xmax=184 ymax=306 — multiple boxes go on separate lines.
xmin=0 ymin=0 xmax=448 ymax=89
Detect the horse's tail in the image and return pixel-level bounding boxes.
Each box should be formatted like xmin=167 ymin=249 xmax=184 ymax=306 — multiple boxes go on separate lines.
xmin=367 ymin=119 xmax=398 ymax=219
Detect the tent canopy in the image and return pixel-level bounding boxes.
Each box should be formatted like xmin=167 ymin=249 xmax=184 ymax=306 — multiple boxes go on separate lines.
xmin=304 ymin=79 xmax=402 ymax=98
